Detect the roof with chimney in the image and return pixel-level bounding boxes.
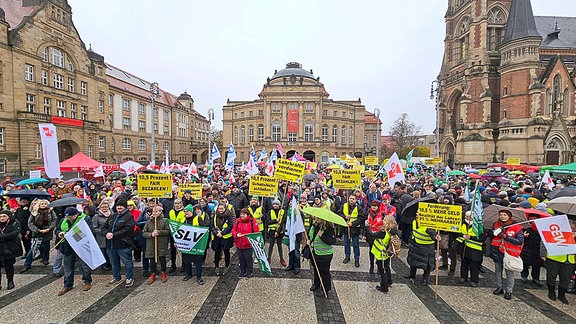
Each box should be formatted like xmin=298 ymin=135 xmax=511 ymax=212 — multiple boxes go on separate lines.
xmin=535 ymin=16 xmax=576 ymax=49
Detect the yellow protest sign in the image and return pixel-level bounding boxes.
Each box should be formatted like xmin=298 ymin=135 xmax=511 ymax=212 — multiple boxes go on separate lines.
xmin=365 ymin=170 xmax=377 ymax=178
xmin=346 ymin=157 xmax=358 ymax=165
xmin=432 ymin=157 xmax=443 ymax=164
xmin=331 ymin=169 xmax=362 ymax=190
xmin=178 ymin=183 xmax=203 ymax=200
xmin=424 ymin=158 xmax=435 ymax=166
xmin=137 ymin=174 xmax=173 ymax=198
xmin=417 ymin=202 xmax=462 ymax=233
xmin=248 ymin=175 xmax=279 ymax=198
xmin=309 ymin=162 xmax=317 ymax=170
xmin=352 ymin=164 xmax=365 ymax=172
xmin=365 ymin=156 xmax=378 ymax=165
xmin=507 ymin=158 xmax=521 ymax=165
xmin=274 ymin=158 xmax=305 ymax=183
xmin=339 ymin=155 xmax=347 ymax=161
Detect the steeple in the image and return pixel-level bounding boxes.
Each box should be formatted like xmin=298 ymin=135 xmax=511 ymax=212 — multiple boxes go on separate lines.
xmin=502 ymin=0 xmax=541 ymax=45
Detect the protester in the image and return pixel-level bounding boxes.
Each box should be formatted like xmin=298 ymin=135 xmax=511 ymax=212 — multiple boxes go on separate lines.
xmin=265 ymin=199 xmax=286 ymax=267
xmin=457 ymin=211 xmax=485 ymax=287
xmin=167 ymin=198 xmax=185 ymax=273
xmin=21 ymin=199 xmax=56 ymax=272
xmin=211 ymin=203 xmax=234 ymax=276
xmin=104 ymin=198 xmax=136 ymax=288
xmin=365 ymin=200 xmax=383 ymax=274
xmin=520 ymin=214 xmax=543 ymax=286
xmin=142 ymin=205 xmax=170 ymax=285
xmin=405 ymin=212 xmax=441 ymax=286
xmin=93 ymin=199 xmax=113 ymax=271
xmin=541 ymin=218 xmax=576 ymax=305
xmin=371 ymin=216 xmax=398 ymax=293
xmin=339 ymin=195 xmax=366 ymax=267
xmin=0 ymin=209 xmax=22 ymax=290
xmin=232 ymin=208 xmax=259 ymax=279
xmin=307 ymin=217 xmax=336 ymax=296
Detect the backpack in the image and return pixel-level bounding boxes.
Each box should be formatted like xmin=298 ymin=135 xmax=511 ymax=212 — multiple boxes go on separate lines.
xmin=386 ymin=232 xmax=402 ymax=257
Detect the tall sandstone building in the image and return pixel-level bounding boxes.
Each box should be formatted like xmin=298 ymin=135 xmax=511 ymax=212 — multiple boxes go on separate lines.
xmin=438 ymin=0 xmax=576 ymax=166
xmin=0 ymin=0 xmax=209 ymax=175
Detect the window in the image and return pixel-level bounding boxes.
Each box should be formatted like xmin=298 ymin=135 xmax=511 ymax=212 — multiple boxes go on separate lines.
xmin=453 ymin=17 xmax=470 ymax=61
xmin=288 ymin=132 xmax=297 ymax=142
xmin=153 ymin=123 xmax=158 ymax=132
xmin=68 ymin=78 xmax=74 ymax=92
xmin=87 ymin=145 xmax=93 ymax=158
xmin=50 ymin=47 xmax=64 ymax=67
xmin=249 ymin=111 xmax=253 ymax=117
xmin=97 ymin=66 xmax=102 ymax=76
xmin=138 ymin=103 xmax=145 ymax=114
xmin=121 ymin=138 xmax=132 ymax=150
xmin=305 ymin=103 xmax=313 ymax=113
xmin=57 ymin=100 xmax=66 ymax=117
xmin=0 ymin=160 xmax=5 ymax=173
xmin=163 ymin=141 xmax=169 ymax=152
xmin=41 ymin=70 xmax=48 ymax=85
xmin=26 ymin=94 xmax=35 ymax=112
xmin=99 ymin=136 xmax=105 ymax=149
xmin=321 ymin=124 xmax=328 ymax=142
xmin=35 ymin=143 xmax=41 ymax=159
xmin=123 ymin=98 xmax=130 ymax=111
xmin=552 ymin=74 xmax=562 ymax=114
xmin=487 ymin=8 xmax=505 ymax=51
xmin=249 ymin=124 xmax=254 ymax=142
xmin=234 ymin=126 xmax=238 ymax=144
xmin=153 ymin=108 xmax=157 ymax=117
xmin=25 ymin=64 xmax=34 ymax=81
xmin=138 ymin=157 xmax=148 ymax=164
xmin=305 ymin=122 xmax=314 ymax=141
xmin=342 ymin=112 xmax=346 ymax=118
xmin=349 ymin=126 xmax=353 ymax=144
xmin=163 ymin=125 xmax=169 ymax=133
xmin=123 ymin=117 xmax=131 ymax=127
xmin=80 ymin=81 xmax=87 ymax=95
xmin=81 ymin=105 xmax=87 ymax=120
xmin=43 ymin=97 xmax=51 ymax=115
xmin=70 ymin=103 xmax=77 ymax=119
xmin=272 ymin=122 xmax=281 ymax=142
xmin=164 ymin=110 xmax=169 ymax=120
xmin=41 ymin=48 xmax=48 ymax=62
xmin=341 ymin=126 xmax=346 ymax=145
xmin=373 ymin=135 xmax=377 ymax=146
xmin=108 ymin=94 xmax=114 ymax=107
xmin=258 ymin=110 xmax=263 ymax=117
xmin=323 ymin=110 xmax=327 ymax=117
xmin=138 ymin=139 xmax=146 ymax=150
xmin=290 ymin=103 xmax=297 ymax=110
xmin=99 ymin=100 xmax=104 ymax=113
xmin=139 ymin=120 xmax=145 ymax=131
xmin=332 ymin=125 xmax=338 ymax=142
xmin=241 ymin=112 xmax=244 ymax=118
xmin=350 ymin=112 xmax=354 ymax=119
xmin=0 ymin=128 xmax=4 ymax=145
xmin=333 ymin=110 xmax=337 ymax=117
xmin=53 ymin=73 xmax=64 ymax=89
xmin=273 ymin=103 xmax=280 ymax=112
xmin=240 ymin=125 xmax=245 ymax=144
xmin=258 ymin=124 xmax=264 ymax=141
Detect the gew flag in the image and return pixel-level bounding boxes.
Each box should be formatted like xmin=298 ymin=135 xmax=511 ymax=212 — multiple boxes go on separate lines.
xmin=167 ymin=220 xmax=209 ymax=255
xmin=245 ymin=232 xmax=272 ymax=275
xmin=283 ymin=197 xmax=305 ymax=252
xmin=63 ymin=218 xmax=106 ymax=270
xmin=470 ymin=185 xmax=484 ymax=237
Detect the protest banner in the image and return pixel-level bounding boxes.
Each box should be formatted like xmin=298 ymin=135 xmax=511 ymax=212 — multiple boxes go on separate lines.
xmin=331 ymin=169 xmax=362 ymax=190
xmin=167 ymin=220 xmax=209 ymax=255
xmin=178 ymin=183 xmax=203 ymax=199
xmin=137 ymin=173 xmax=173 ymax=198
xmin=365 ymin=170 xmax=377 ymax=178
xmin=506 ymin=158 xmax=521 ymax=165
xmin=365 ymin=156 xmax=378 ymax=165
xmin=432 ymin=157 xmax=443 ymax=164
xmin=274 ymin=158 xmax=305 ymax=183
xmin=417 ymin=202 xmax=462 ymax=233
xmin=534 ymin=215 xmax=576 ymax=256
xmin=249 ymin=175 xmax=279 ymax=197
xmin=245 ymin=232 xmax=272 ymax=275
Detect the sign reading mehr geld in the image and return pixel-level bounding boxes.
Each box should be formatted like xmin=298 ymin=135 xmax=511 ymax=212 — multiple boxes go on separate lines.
xmin=417 ymin=202 xmax=462 ymax=233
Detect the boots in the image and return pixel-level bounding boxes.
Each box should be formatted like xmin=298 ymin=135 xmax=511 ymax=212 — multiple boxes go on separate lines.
xmin=558 ymin=287 xmax=569 ymax=305
xmin=147 ymin=273 xmax=156 ymax=285
xmin=547 ymin=285 xmax=557 ymax=301
xmin=6 ymin=275 xmax=15 ymax=290
xmin=161 ymin=272 xmax=168 ymax=283
xmin=369 ymin=264 xmax=374 ymax=274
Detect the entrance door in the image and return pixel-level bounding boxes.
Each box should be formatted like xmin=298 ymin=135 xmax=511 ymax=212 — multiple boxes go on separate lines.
xmin=546 ymin=151 xmax=560 ymax=165
xmin=58 ymin=141 xmax=73 ymax=161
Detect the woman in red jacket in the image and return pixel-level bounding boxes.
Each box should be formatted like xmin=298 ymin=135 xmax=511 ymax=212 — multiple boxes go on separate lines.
xmin=232 ymin=208 xmax=259 ymax=279
xmin=365 ymin=200 xmax=383 ymax=274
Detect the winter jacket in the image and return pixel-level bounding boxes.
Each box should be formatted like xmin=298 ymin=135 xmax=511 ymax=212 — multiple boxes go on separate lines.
xmin=27 ymin=209 xmax=57 ymax=241
xmin=0 ymin=218 xmax=23 ymax=261
xmin=14 ymin=205 xmax=31 ymax=235
xmin=55 ymin=215 xmax=92 ymax=256
xmin=103 ymin=209 xmax=135 ymax=249
xmin=142 ymin=216 xmax=171 ymax=258
xmin=232 ymin=215 xmax=259 ymax=249
xmin=227 ymin=190 xmax=248 ymax=216
xmin=92 ymin=209 xmax=111 ymax=249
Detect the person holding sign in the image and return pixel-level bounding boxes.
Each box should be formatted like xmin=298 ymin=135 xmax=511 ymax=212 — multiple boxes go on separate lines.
xmin=181 ymin=205 xmax=211 ymax=285
xmin=211 ymin=203 xmax=234 ymax=276
xmin=232 ymin=208 xmax=259 ymax=278
xmin=404 ymin=213 xmax=441 ymax=286
xmin=142 ymin=205 xmax=170 ymax=285
xmin=168 ymin=199 xmax=186 ymax=274
xmin=489 ymin=210 xmax=524 ymax=300
xmin=457 ymin=211 xmax=485 ymax=287
xmin=265 ymin=199 xmax=287 ymax=267
xmin=338 ymin=195 xmax=366 ymax=268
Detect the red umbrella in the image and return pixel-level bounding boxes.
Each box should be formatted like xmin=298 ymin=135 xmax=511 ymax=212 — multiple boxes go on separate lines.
xmin=467 ymin=173 xmax=481 ymax=179
xmin=520 ymin=208 xmax=549 ymax=218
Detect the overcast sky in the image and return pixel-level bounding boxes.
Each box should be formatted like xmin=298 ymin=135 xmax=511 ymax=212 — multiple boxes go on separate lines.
xmin=69 ymin=0 xmax=576 ymax=134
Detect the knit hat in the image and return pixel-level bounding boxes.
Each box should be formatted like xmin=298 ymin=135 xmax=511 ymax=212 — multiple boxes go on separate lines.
xmin=518 ymin=201 xmax=532 ymax=209
xmin=64 ymin=207 xmax=79 ymax=217
xmin=272 ymin=199 xmax=281 ymax=206
xmin=527 ymin=197 xmax=539 ymax=208
xmin=535 ymin=202 xmax=548 ymax=212
xmin=371 ymin=200 xmax=381 ymax=207
xmin=0 ymin=209 xmax=13 ymax=218
xmin=115 ymin=199 xmax=128 ymax=209
xmin=184 ymin=204 xmax=194 ymax=212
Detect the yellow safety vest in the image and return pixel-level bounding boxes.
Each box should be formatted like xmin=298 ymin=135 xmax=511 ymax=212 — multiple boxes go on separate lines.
xmin=299 ymin=204 xmax=311 ymax=228
xmin=343 ymin=204 xmax=359 ymax=227
xmin=192 ymin=213 xmax=206 ymax=227
xmin=371 ymin=231 xmax=391 ymax=260
xmin=458 ymin=224 xmax=482 ymax=251
xmin=212 ymin=215 xmax=232 ymax=239
xmin=411 ymin=220 xmax=434 ymax=245
xmin=249 ymin=206 xmax=263 ymax=232
xmin=268 ymin=209 xmax=284 ymax=231
xmin=309 ymin=226 xmax=333 ymax=256
xmin=547 ymin=253 xmax=576 ymax=264
xmin=169 ymin=209 xmax=186 ymax=223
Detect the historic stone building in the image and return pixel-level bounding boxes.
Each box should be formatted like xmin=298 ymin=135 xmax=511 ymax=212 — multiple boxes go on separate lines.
xmin=222 ymin=62 xmax=381 ymax=164
xmin=0 ymin=0 xmax=209 ymax=175
xmin=437 ymin=0 xmax=576 ymax=166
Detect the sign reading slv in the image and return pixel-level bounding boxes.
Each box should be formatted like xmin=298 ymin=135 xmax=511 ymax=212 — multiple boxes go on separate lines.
xmin=248 ymin=175 xmax=279 ymax=198
xmin=274 ymin=158 xmax=305 ymax=183
xmin=417 ymin=202 xmax=462 ymax=233
xmin=178 ymin=183 xmax=203 ymax=200
xmin=331 ymin=169 xmax=362 ymax=190
xmin=137 ymin=174 xmax=173 ymax=198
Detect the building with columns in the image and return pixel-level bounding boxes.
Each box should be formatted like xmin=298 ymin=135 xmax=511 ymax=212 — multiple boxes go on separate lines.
xmin=0 ymin=0 xmax=209 ymax=175
xmin=222 ymin=62 xmax=381 ymax=164
xmin=436 ymin=0 xmax=576 ymax=166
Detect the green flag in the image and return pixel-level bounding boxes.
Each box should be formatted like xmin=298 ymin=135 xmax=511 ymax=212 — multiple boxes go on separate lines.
xmin=405 ymin=148 xmax=414 ymax=163
xmin=167 ymin=219 xmax=209 ymax=255
xmin=245 ymin=232 xmax=272 ymax=276
xmin=470 ymin=186 xmax=484 ymax=237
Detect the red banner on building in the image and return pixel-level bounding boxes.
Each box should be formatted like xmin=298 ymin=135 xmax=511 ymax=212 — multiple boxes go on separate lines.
xmin=51 ymin=116 xmax=83 ymax=127
xmin=287 ymin=109 xmax=299 ymax=132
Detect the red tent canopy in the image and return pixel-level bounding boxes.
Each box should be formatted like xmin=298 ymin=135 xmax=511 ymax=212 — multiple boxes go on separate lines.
xmin=489 ymin=164 xmax=541 ymax=173
xmin=35 ymin=152 xmax=118 ymax=172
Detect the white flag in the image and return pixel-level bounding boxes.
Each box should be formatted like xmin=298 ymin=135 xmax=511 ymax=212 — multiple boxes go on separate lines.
xmin=63 ymin=218 xmax=106 ymax=270
xmin=541 ymin=170 xmax=555 ymax=191
xmin=187 ymin=162 xmax=199 ymax=180
xmin=258 ymin=148 xmax=267 ymax=162
xmin=245 ymin=158 xmax=259 ymax=175
xmin=225 ymin=143 xmax=236 ymax=171
xmin=210 ymin=143 xmax=221 ymax=164
xmin=534 ymin=215 xmax=576 ymax=256
xmin=286 ymin=197 xmax=305 ymax=252
xmin=94 ymin=165 xmax=105 ymax=178
xmin=120 ymin=161 xmax=143 ymax=176
xmin=383 ymin=152 xmax=405 ymax=188
xmin=38 ymin=123 xmax=61 ymax=179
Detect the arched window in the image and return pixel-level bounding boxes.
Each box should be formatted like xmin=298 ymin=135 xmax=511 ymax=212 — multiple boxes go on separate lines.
xmin=42 ymin=46 xmax=74 ymax=71
xmin=305 ymin=122 xmax=314 ymax=142
xmin=248 ymin=124 xmax=254 ymax=142
xmin=546 ymin=89 xmax=553 ymax=115
xmin=234 ymin=126 xmax=238 ymax=144
xmin=349 ymin=126 xmax=354 ymax=144
xmin=121 ymin=138 xmax=131 ymax=150
xmin=332 ymin=125 xmax=338 ymax=142
xmin=272 ymin=122 xmax=281 ymax=142
xmin=341 ymin=126 xmax=346 ymax=145
xmin=163 ymin=141 xmax=169 ymax=152
xmin=138 ymin=139 xmax=146 ymax=150
xmin=487 ymin=8 xmax=506 ymax=51
xmin=563 ymin=88 xmax=570 ymax=116
xmin=240 ymin=126 xmax=246 ymax=144
xmin=452 ymin=16 xmax=470 ymax=61
xmin=321 ymin=124 xmax=328 ymax=142
xmin=553 ymin=75 xmax=562 ymax=113
xmin=258 ymin=124 xmax=264 ymax=141
xmin=138 ymin=157 xmax=148 ymax=164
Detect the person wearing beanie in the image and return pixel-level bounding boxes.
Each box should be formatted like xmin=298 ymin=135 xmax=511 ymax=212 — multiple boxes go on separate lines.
xmin=103 ymin=198 xmax=136 ymax=288
xmin=264 ymin=199 xmax=287 ymax=267
xmin=0 ymin=209 xmax=22 ymax=290
xmin=379 ymin=194 xmax=397 ymax=220
xmin=518 ymin=201 xmax=532 ymax=209
xmin=54 ymin=207 xmax=93 ymax=296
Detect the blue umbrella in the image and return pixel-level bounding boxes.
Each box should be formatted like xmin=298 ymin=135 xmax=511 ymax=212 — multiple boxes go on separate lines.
xmin=15 ymin=178 xmax=49 ymax=186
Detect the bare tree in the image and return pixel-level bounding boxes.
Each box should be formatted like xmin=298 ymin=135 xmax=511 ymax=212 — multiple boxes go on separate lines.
xmin=211 ymin=127 xmax=223 ymax=150
xmin=388 ymin=113 xmax=422 ymax=155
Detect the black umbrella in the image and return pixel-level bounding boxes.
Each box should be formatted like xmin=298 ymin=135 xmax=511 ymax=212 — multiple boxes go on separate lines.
xmin=400 ymin=196 xmax=436 ymax=224
xmin=5 ymin=189 xmax=51 ymax=199
xmin=303 ymin=173 xmax=318 ymax=182
xmin=49 ymin=197 xmax=90 ymax=208
xmin=547 ymin=187 xmax=576 ymax=200
xmin=482 ymin=171 xmax=502 ymax=178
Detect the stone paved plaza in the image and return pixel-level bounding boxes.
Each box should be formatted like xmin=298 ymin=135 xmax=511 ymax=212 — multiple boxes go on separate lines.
xmin=1 ymin=242 xmax=575 ymax=324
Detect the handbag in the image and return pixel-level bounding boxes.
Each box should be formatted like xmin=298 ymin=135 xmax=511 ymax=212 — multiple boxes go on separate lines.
xmin=503 ymin=246 xmax=523 ymax=272
xmin=301 ymin=245 xmax=312 ymax=259
xmin=439 ymin=233 xmax=449 ymax=250
xmin=451 ymin=239 xmax=463 ymax=255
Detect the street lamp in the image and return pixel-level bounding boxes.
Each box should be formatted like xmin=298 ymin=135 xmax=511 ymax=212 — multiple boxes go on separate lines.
xmin=430 ymin=80 xmax=441 ymax=159
xmin=207 ymin=108 xmax=214 ymax=163
xmin=373 ymin=108 xmax=381 ymax=162
xmin=149 ymin=82 xmax=160 ymax=163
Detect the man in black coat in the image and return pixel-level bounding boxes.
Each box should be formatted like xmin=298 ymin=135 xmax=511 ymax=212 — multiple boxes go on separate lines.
xmin=103 ymin=199 xmax=135 ymax=288
xmin=227 ymin=184 xmax=248 ymax=217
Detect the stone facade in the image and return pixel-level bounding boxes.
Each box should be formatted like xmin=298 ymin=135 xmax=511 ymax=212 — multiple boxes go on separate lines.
xmin=0 ymin=0 xmax=209 ymax=175
xmin=222 ymin=62 xmax=381 ymax=164
xmin=437 ymin=0 xmax=576 ymax=166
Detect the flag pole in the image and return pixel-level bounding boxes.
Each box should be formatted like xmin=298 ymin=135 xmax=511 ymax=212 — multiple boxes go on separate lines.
xmin=303 ymin=223 xmax=327 ymax=298
xmin=435 ymin=237 xmax=440 ymax=300
xmin=154 ymin=213 xmax=158 ymax=263
xmin=50 ymin=237 xmax=65 ymax=253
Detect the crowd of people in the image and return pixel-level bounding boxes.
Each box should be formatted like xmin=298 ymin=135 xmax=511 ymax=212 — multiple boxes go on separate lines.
xmin=0 ymin=164 xmax=574 ymax=305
